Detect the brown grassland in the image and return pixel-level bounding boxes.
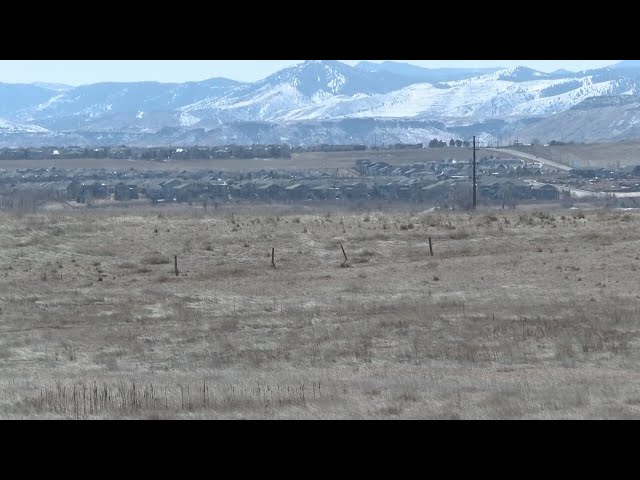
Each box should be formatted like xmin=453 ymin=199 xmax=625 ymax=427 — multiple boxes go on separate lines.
xmin=5 ymin=141 xmax=639 ymax=172
xmin=1 ymin=204 xmax=640 ymax=419
xmin=0 ymin=147 xmax=473 ymax=172
xmin=513 ymin=140 xmax=640 ymax=168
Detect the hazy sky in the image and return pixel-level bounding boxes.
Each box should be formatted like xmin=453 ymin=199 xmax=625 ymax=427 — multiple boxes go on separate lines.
xmin=0 ymin=60 xmax=622 ymax=86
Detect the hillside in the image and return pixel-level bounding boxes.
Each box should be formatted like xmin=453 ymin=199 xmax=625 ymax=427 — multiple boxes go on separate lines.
xmin=515 ymin=95 xmax=640 ymax=144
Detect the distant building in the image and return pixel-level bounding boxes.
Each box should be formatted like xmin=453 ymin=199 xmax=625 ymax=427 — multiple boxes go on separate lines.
xmin=114 ymin=183 xmax=139 ymax=201
xmin=532 ymin=183 xmax=559 ymax=200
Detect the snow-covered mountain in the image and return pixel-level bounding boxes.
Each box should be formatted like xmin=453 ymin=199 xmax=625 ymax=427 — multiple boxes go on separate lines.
xmin=178 ymin=62 xmax=640 ymax=124
xmin=271 ymin=72 xmax=620 ymax=121
xmin=13 ymin=77 xmax=245 ymax=129
xmin=178 ymin=60 xmax=418 ymax=122
xmin=1 ymin=60 xmax=640 ymax=146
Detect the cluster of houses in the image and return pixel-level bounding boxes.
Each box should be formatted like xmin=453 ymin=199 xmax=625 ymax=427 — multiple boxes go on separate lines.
xmin=356 ymin=156 xmax=558 ymax=179
xmin=569 ymin=166 xmax=640 ymax=179
xmin=354 ymin=157 xmax=562 ymax=202
xmin=477 ymin=177 xmax=559 ymax=200
xmin=10 ymin=150 xmax=640 ymax=209
xmin=0 ymin=158 xmax=562 ymax=208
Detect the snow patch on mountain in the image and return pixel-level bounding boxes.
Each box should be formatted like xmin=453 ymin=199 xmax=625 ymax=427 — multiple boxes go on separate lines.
xmin=280 ymin=94 xmax=363 ymax=121
xmin=509 ymin=79 xmax=617 ymax=116
xmin=0 ymin=118 xmax=49 ymax=133
xmin=325 ymin=65 xmax=346 ymax=93
xmin=179 ymin=112 xmax=200 ymax=127
xmin=186 ymin=83 xmax=311 ymax=121
xmin=311 ymin=90 xmax=335 ymax=103
xmin=35 ymin=94 xmax=64 ymax=111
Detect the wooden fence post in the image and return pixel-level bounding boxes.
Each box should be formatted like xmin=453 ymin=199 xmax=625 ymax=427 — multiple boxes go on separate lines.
xmin=428 ymin=237 xmax=433 ymax=256
xmin=271 ymin=248 xmax=276 ymax=269
xmin=174 ymin=255 xmax=179 ymax=276
xmin=340 ymin=244 xmax=348 ymax=267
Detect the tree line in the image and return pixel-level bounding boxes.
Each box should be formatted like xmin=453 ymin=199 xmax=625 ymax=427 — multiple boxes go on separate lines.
xmin=428 ymin=139 xmax=471 ymax=148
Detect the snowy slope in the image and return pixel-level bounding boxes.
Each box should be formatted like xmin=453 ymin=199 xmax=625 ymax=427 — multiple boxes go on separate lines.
xmin=180 ymin=60 xmax=419 ymax=121
xmin=0 ymin=118 xmax=49 ymax=133
xmin=14 ymin=78 xmax=245 ymax=126
xmin=179 ymin=64 xmax=637 ymax=123
xmin=268 ymin=72 xmax=629 ymax=121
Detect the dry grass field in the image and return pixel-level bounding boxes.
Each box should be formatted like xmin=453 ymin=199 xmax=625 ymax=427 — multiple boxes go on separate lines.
xmin=0 ymin=147 xmax=473 ymax=172
xmin=4 ymin=141 xmax=640 ymax=172
xmin=290 ymin=147 xmax=474 ymax=169
xmin=1 ymin=204 xmax=640 ymax=419
xmin=511 ymin=141 xmax=640 ymax=168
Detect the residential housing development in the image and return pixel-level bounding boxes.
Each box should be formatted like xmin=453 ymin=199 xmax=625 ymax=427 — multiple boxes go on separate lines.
xmin=2 ymin=145 xmax=640 ymax=211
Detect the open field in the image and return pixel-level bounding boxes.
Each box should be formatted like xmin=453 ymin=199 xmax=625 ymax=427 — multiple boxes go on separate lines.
xmin=291 ymin=148 xmax=474 ymax=169
xmin=1 ymin=205 xmax=640 ymax=419
xmin=504 ymin=141 xmax=640 ymax=168
xmin=0 ymin=158 xmax=271 ymax=172
xmin=3 ymin=141 xmax=640 ymax=172
xmin=0 ymin=147 xmax=474 ymax=172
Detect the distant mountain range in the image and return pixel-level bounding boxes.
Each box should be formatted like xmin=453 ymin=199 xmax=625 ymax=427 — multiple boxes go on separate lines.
xmin=0 ymin=60 xmax=639 ymax=147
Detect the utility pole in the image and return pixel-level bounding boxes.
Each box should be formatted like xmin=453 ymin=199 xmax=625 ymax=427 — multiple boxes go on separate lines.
xmin=472 ymin=135 xmax=477 ymax=209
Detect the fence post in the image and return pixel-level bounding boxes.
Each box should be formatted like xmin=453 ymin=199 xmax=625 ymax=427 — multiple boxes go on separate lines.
xmin=340 ymin=244 xmax=348 ymax=267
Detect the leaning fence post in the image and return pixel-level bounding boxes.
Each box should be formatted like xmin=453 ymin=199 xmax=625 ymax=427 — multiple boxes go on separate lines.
xmin=340 ymin=244 xmax=348 ymax=267
xmin=428 ymin=237 xmax=433 ymax=256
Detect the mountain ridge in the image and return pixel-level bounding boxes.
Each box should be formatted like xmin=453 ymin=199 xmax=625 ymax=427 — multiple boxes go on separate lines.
xmin=0 ymin=60 xmax=638 ymax=146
